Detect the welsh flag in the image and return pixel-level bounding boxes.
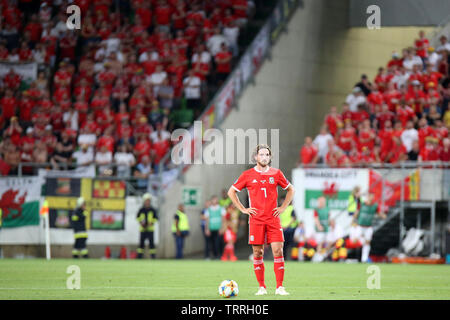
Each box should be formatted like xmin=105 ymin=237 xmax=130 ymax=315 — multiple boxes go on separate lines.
xmin=369 ymin=169 xmax=420 ymax=212
xmin=0 ymin=177 xmax=41 ymax=228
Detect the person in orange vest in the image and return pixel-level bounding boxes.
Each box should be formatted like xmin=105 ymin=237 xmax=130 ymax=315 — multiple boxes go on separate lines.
xmin=221 ymin=213 xmax=238 ymax=261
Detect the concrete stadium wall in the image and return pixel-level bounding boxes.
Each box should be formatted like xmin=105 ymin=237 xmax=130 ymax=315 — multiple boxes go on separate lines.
xmin=157 ymin=0 xmax=438 ymax=258
xmin=349 ymin=0 xmax=450 ymax=27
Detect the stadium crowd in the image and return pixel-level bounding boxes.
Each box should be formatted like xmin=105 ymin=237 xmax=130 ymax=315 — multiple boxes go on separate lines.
xmin=299 ymin=31 xmax=450 ymax=167
xmin=0 ymin=0 xmax=258 ymax=176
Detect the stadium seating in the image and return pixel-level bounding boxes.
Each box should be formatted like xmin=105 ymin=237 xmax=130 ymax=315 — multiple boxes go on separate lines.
xmin=300 ymin=32 xmax=450 ymax=167
xmin=0 ymin=0 xmax=267 ymax=176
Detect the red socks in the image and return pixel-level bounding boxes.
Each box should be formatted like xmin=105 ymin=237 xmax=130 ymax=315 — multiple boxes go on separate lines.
xmin=253 ymin=256 xmax=266 ymax=288
xmin=253 ymin=256 xmax=285 ymax=288
xmin=274 ymin=256 xmax=285 ymax=288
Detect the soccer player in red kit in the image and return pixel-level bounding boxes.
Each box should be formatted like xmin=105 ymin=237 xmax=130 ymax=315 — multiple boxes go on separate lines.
xmin=227 ymin=144 xmax=295 ymax=296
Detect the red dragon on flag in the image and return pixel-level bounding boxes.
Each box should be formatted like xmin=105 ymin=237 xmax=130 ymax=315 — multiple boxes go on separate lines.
xmin=0 ymin=189 xmax=27 ymax=219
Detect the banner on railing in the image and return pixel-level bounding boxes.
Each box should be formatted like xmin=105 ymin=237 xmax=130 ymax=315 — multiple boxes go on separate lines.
xmin=293 ymin=168 xmax=369 ymax=211
xmin=0 ymin=61 xmax=38 ymax=82
xmin=46 ymin=178 xmax=126 ymax=230
xmin=369 ymin=169 xmax=420 ymax=212
xmin=292 ymin=168 xmax=368 ymax=236
xmin=270 ymin=0 xmax=298 ymax=42
xmin=0 ymin=177 xmax=41 ymax=228
xmin=37 ymin=165 xmax=96 ymax=179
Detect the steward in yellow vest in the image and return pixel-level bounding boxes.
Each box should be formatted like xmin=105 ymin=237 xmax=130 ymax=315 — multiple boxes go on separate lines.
xmin=279 ymin=202 xmax=298 ymax=259
xmin=172 ymin=204 xmax=190 ymax=259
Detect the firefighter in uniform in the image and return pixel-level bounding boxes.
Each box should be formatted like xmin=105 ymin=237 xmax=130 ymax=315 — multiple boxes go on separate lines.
xmin=280 ymin=202 xmax=298 ymax=260
xmin=71 ymin=197 xmax=89 ymax=258
xmin=136 ymin=193 xmax=158 ymax=259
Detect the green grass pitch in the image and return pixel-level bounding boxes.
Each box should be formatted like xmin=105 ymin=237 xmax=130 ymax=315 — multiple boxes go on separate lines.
xmin=0 ymin=259 xmax=449 ymax=300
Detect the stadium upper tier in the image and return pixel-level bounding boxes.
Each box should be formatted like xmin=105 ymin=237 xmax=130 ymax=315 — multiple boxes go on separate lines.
xmin=299 ymin=31 xmax=450 ymax=167
xmin=0 ymin=0 xmax=275 ymax=177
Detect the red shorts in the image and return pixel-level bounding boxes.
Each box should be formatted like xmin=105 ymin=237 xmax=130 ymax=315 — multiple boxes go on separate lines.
xmin=248 ymin=223 xmax=284 ymax=245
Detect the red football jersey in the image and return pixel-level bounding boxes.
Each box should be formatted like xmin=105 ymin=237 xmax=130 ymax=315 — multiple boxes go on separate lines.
xmin=232 ymin=166 xmax=291 ymax=225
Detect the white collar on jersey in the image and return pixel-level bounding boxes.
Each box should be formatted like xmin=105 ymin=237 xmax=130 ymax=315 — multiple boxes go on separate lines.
xmin=253 ymin=165 xmax=270 ymax=173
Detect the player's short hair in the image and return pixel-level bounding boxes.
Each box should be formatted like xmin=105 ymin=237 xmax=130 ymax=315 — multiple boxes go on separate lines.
xmin=252 ymin=144 xmax=272 ymax=164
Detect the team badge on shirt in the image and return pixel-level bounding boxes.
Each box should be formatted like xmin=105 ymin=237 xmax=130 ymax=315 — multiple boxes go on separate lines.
xmin=269 ymin=177 xmax=275 ymax=184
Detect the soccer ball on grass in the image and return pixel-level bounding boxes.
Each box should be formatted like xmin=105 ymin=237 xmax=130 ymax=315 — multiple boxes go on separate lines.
xmin=218 ymin=280 xmax=239 ymax=298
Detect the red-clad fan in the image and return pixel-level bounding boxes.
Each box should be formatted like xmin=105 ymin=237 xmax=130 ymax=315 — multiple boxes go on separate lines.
xmin=18 ymin=41 xmax=33 ymax=62
xmin=417 ymin=118 xmax=436 ymax=150
xmin=337 ymin=120 xmax=357 ymax=154
xmin=41 ymin=125 xmax=58 ymax=154
xmin=117 ymin=119 xmax=133 ymax=144
xmin=376 ymin=104 xmax=395 ymax=130
xmin=97 ymin=126 xmax=116 ymax=153
xmin=341 ymin=103 xmax=353 ymax=123
xmin=360 ymin=146 xmax=377 ymax=165
xmin=90 ymin=90 xmax=110 ymax=112
xmin=232 ymin=0 xmax=248 ymax=21
xmin=172 ymin=2 xmax=187 ymax=30
xmin=414 ymin=30 xmax=429 ymax=60
xmin=134 ymin=116 xmax=153 ymax=138
xmin=73 ymin=78 xmax=92 ymax=102
xmin=407 ymin=64 xmax=423 ymax=90
xmin=135 ymin=2 xmax=153 ymax=29
xmin=384 ymin=136 xmax=407 ymax=164
xmin=185 ymin=19 xmax=200 ymax=47
xmin=374 ymin=67 xmax=389 ymax=93
xmin=404 ymin=80 xmax=426 ymax=116
xmin=348 ymin=147 xmax=362 ymax=165
xmin=419 ymin=137 xmax=440 ymax=161
xmin=351 ymin=104 xmax=370 ymax=125
xmin=209 ymin=7 xmax=223 ymax=26
xmin=298 ymin=136 xmax=318 ymax=165
xmin=173 ymin=30 xmax=189 ymax=56
xmin=439 ymin=138 xmax=450 ymax=162
xmin=3 ymin=69 xmax=22 ymax=91
xmin=19 ymin=94 xmax=35 ymax=124
xmin=396 ymin=102 xmax=417 ymax=127
xmin=336 ymin=149 xmax=350 ymax=167
xmin=49 ymin=105 xmax=64 ymax=134
xmin=215 ymin=42 xmax=233 ymax=83
xmin=0 ymin=89 xmax=18 ymax=121
xmin=382 ymin=82 xmax=402 ymax=112
xmin=366 ymin=84 xmax=384 ymax=113
xmin=150 ymin=123 xmax=171 ymax=165
xmin=434 ymin=119 xmax=449 ymax=141
xmin=23 ymin=14 xmax=42 ymax=44
xmin=423 ymin=84 xmax=441 ymax=111
xmin=155 ymin=0 xmax=173 ymax=27
xmin=386 ymin=52 xmax=403 ymax=70
xmin=186 ymin=3 xmax=205 ymax=27
xmin=0 ymin=43 xmax=9 ymax=60
xmin=97 ymin=64 xmax=117 ymax=91
xmin=325 ymin=106 xmax=343 ymax=137
xmin=421 ymin=64 xmax=443 ymax=91
xmin=357 ymin=119 xmax=376 ymax=151
xmin=20 ymin=127 xmax=36 ymax=153
xmin=95 ymin=105 xmax=115 ymax=133
xmin=59 ymin=31 xmax=77 ymax=62
xmin=81 ymin=112 xmax=101 ymax=137
xmin=392 ymin=121 xmax=404 ymax=139
xmin=53 ymin=63 xmax=72 ymax=89
xmin=379 ymin=120 xmax=395 ymax=160
xmin=4 ymin=117 xmax=23 ymax=146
